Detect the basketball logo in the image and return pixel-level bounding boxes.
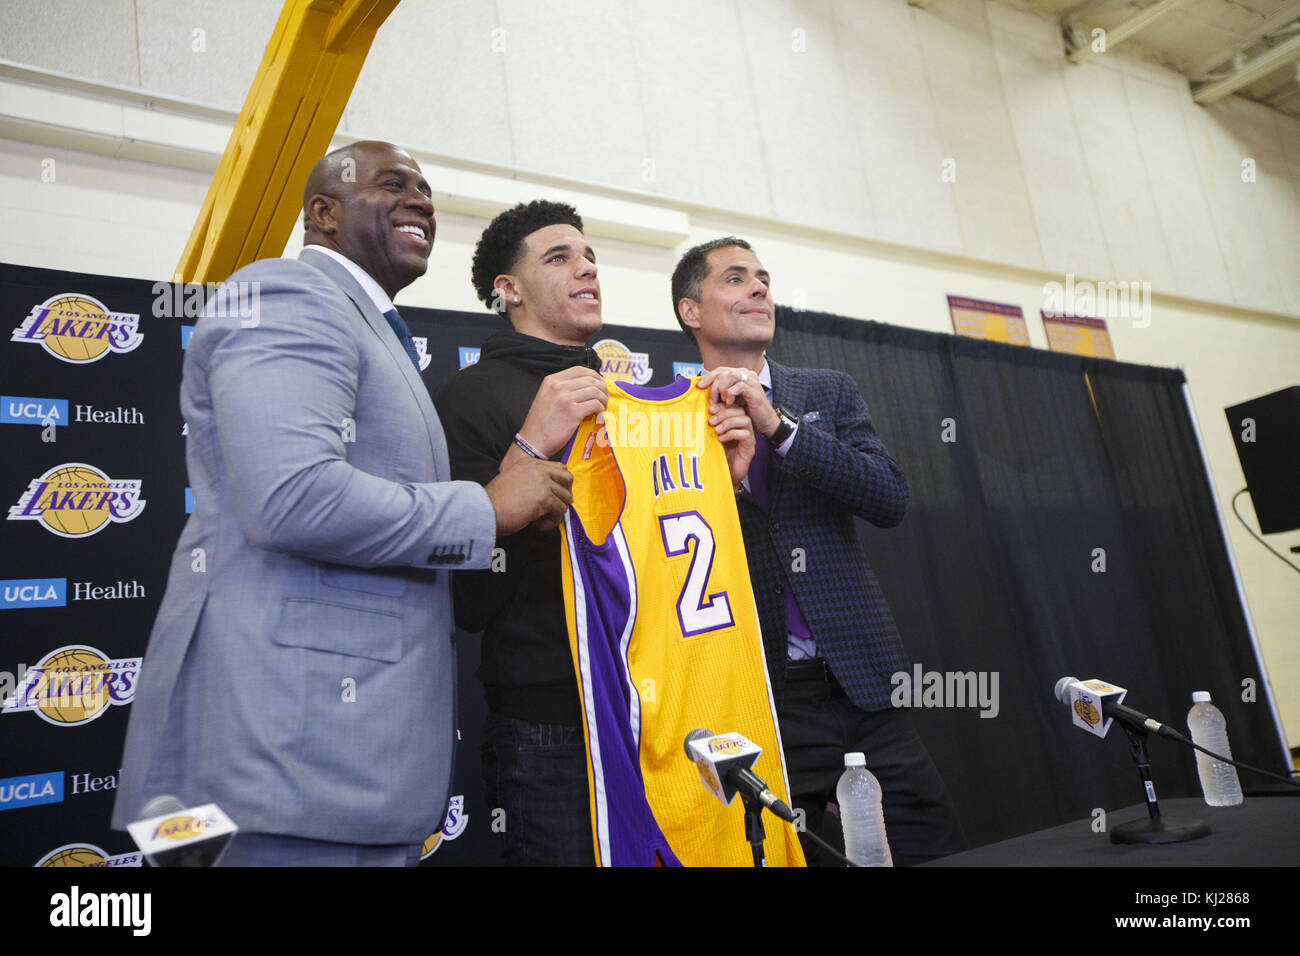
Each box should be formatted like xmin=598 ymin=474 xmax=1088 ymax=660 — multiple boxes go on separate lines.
xmin=7 ymin=462 xmax=145 ymax=538
xmin=38 ymin=844 xmax=109 ymax=867
xmin=10 ymin=293 xmax=142 ymax=363
xmin=36 ymin=843 xmax=142 ymax=867
xmin=1073 ymin=697 xmax=1101 ymax=726
xmin=2 ymin=643 xmax=142 ymax=726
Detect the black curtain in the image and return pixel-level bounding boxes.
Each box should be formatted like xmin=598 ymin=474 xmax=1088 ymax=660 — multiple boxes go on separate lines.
xmin=768 ymin=306 xmax=1285 ymax=848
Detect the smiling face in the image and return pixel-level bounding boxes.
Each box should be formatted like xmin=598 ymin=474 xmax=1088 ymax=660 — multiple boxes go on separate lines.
xmin=681 ymin=245 xmax=774 ymax=354
xmin=497 ymin=223 xmax=601 ymax=346
xmin=305 ymin=143 xmax=435 ymax=299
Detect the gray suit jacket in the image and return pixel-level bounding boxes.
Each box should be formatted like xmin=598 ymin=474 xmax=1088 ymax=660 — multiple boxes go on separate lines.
xmin=111 ymin=248 xmax=496 ymax=845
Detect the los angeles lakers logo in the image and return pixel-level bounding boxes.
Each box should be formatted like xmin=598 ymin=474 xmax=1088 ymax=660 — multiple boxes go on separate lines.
xmin=593 ymin=338 xmax=653 ymax=385
xmin=36 ymin=842 xmax=141 ymax=867
xmin=11 ymin=294 xmax=142 ymax=364
xmin=1 ymin=644 xmax=141 ymax=727
xmin=8 ymin=462 xmax=145 ymax=537
xmin=153 ymin=815 xmax=206 ymax=841
xmin=707 ymin=737 xmax=746 ymax=754
xmin=1074 ymin=696 xmax=1101 ymax=725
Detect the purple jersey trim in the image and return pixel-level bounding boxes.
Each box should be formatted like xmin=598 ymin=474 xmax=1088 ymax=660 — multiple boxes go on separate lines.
xmin=565 ymin=492 xmax=682 ymax=867
xmin=617 ymin=376 xmax=693 ymax=402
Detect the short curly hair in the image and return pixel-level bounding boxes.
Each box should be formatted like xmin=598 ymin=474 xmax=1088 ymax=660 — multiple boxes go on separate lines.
xmin=471 ymin=200 xmax=585 ymax=313
xmin=670 ymin=236 xmax=753 ymax=343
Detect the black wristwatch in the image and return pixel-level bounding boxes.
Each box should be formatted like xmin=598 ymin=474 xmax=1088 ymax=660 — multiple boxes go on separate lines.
xmin=764 ymin=406 xmax=798 ymax=447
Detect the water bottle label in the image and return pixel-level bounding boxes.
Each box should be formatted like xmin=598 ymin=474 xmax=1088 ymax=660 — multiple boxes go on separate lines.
xmin=1144 ymin=780 xmax=1157 ymax=802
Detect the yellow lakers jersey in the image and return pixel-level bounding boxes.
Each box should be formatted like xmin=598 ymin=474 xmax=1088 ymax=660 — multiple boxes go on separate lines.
xmin=559 ymin=376 xmax=805 ymax=867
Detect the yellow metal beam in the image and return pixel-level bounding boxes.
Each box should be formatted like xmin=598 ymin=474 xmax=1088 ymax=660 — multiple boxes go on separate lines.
xmin=177 ymin=0 xmax=399 ymax=284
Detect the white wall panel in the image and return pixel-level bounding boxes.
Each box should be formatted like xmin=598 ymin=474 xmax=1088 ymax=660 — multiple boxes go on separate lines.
xmin=916 ymin=0 xmax=1043 ymax=267
xmin=625 ymin=0 xmax=772 ymax=215
xmin=1064 ymin=58 xmax=1179 ymax=290
xmin=345 ymin=0 xmax=515 ymax=167
xmin=1191 ymin=97 xmax=1285 ymax=312
xmin=494 ymin=0 xmax=649 ymax=189
xmin=135 ymin=0 xmax=274 ymax=110
xmin=0 ymin=0 xmax=141 ymax=87
xmin=1126 ymin=75 xmax=1235 ymax=304
xmin=741 ymin=1 xmax=876 ymax=237
xmin=833 ymin=0 xmax=965 ymax=253
xmin=988 ymin=1 xmax=1114 ymax=281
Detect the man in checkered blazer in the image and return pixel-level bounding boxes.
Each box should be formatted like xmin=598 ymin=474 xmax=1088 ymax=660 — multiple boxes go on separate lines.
xmin=674 ymin=237 xmax=965 ymax=866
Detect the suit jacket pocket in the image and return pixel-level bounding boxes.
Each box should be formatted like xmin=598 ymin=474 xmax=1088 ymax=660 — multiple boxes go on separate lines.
xmin=271 ymin=599 xmax=412 ymax=810
xmin=274 ymin=598 xmax=403 ymax=662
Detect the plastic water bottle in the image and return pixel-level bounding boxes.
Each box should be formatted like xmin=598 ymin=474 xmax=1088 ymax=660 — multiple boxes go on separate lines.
xmin=836 ymin=752 xmax=892 ymax=866
xmin=1186 ymin=691 xmax=1243 ymax=806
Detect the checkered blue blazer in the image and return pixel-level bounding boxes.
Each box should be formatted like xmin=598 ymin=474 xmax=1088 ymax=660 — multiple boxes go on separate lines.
xmin=737 ymin=361 xmax=911 ymax=710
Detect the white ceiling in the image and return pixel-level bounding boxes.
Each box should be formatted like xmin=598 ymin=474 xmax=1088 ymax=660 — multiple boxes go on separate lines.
xmin=990 ymin=0 xmax=1300 ymax=117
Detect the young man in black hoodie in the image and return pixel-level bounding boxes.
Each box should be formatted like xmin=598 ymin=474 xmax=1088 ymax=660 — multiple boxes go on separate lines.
xmin=433 ymin=201 xmax=609 ymax=865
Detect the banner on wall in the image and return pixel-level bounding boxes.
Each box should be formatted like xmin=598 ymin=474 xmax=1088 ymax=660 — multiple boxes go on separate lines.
xmin=1041 ymin=311 xmax=1116 ymax=359
xmin=947 ymin=295 xmax=1029 ymax=346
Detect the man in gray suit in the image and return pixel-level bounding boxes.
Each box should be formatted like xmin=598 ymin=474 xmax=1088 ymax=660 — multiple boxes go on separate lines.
xmin=112 ymin=141 xmax=571 ymax=866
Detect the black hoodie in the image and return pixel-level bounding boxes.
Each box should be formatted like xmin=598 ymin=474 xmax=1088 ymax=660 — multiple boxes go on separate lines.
xmin=432 ymin=329 xmax=601 ymax=725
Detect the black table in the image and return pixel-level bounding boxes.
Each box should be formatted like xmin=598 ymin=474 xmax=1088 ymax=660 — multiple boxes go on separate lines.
xmin=927 ymin=796 xmax=1298 ymax=866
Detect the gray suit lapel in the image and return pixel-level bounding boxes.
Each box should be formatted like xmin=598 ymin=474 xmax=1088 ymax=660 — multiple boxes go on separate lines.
xmin=298 ymin=248 xmax=441 ymax=453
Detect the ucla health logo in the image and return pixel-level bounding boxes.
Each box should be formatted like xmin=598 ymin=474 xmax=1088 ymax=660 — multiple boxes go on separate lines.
xmin=8 ymin=463 xmax=145 ymax=537
xmin=672 ymin=361 xmax=704 ymax=378
xmin=1 ymin=644 xmax=140 ymax=727
xmin=2 ymin=395 xmax=68 ymax=427
xmin=11 ymin=294 xmax=142 ymax=364
xmin=458 ymin=346 xmax=480 ymax=369
xmin=594 ymin=338 xmax=652 ymax=384
xmin=0 ymin=771 xmax=64 ymax=811
xmin=420 ymin=794 xmax=469 ymax=859
xmin=0 ymin=578 xmax=67 ymax=610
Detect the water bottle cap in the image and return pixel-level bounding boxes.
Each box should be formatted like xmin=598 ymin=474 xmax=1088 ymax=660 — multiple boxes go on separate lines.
xmin=844 ymin=752 xmax=866 ymax=767
xmin=1192 ymin=691 xmax=1211 ymax=703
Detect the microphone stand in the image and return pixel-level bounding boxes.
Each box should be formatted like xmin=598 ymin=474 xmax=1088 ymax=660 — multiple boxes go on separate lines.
xmin=739 ymin=793 xmax=768 ymax=867
xmin=1110 ymin=724 xmax=1211 ymax=845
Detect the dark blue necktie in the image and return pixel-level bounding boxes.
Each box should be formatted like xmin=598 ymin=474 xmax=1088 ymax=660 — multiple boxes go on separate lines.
xmin=382 ymin=307 xmax=421 ymax=372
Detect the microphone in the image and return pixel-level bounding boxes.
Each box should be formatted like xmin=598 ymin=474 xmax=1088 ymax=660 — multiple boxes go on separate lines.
xmin=1054 ymin=676 xmax=1186 ymax=741
xmin=683 ymin=728 xmax=796 ymax=823
xmin=125 ymin=795 xmax=239 ymax=867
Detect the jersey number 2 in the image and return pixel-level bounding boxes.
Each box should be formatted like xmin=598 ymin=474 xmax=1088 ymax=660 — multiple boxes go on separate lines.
xmin=658 ymin=511 xmax=734 ymax=637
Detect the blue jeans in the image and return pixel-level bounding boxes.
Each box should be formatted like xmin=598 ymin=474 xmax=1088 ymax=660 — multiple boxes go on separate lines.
xmin=480 ymin=713 xmax=595 ymax=866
